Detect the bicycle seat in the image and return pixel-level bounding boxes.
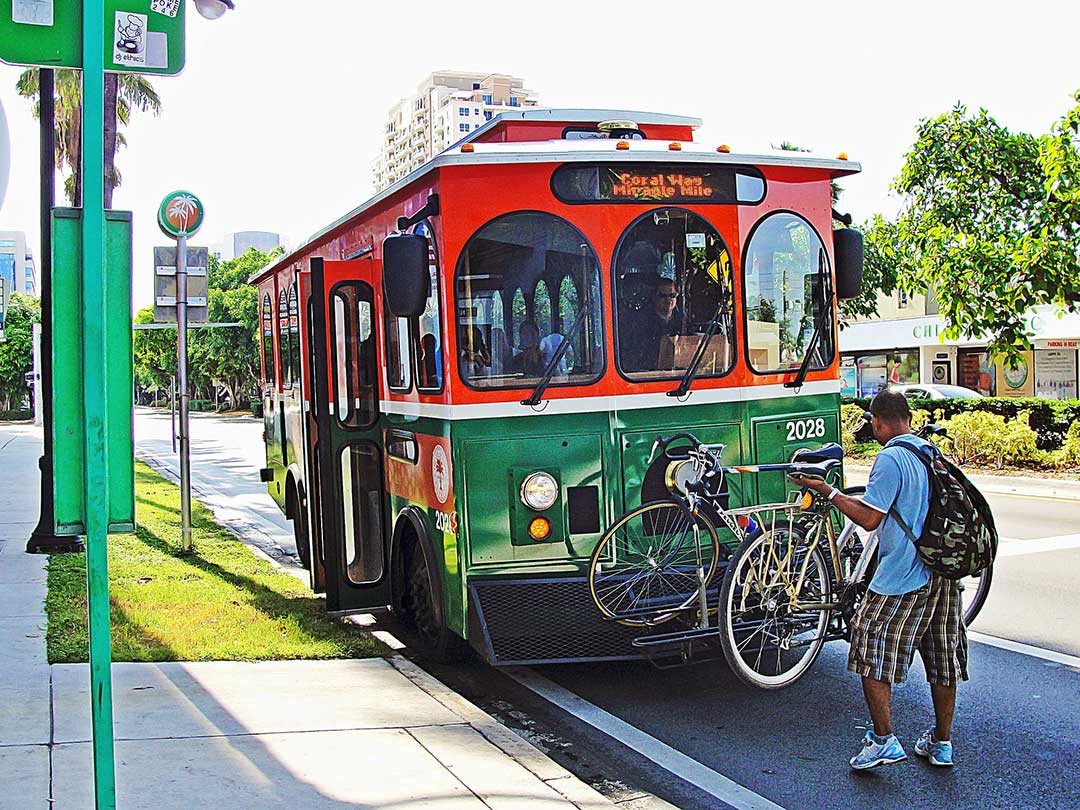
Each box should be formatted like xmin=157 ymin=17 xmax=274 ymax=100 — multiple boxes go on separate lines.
xmin=790 ymin=442 xmax=844 ymax=464
xmin=788 ymin=459 xmax=841 ymax=480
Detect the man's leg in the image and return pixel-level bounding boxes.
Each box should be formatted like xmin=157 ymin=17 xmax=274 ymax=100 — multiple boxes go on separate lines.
xmin=862 ymin=677 xmax=894 ymax=736
xmin=930 ymin=681 xmax=956 ymax=741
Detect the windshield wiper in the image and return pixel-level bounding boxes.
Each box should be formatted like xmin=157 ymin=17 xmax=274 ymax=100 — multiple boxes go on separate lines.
xmin=668 ymin=308 xmax=727 ymax=398
xmin=522 ymin=302 xmax=591 ymax=407
xmin=785 ymin=249 xmax=834 ymax=391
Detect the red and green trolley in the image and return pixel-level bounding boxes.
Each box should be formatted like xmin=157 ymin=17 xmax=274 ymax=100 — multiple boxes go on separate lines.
xmin=251 ymin=108 xmax=864 ymax=664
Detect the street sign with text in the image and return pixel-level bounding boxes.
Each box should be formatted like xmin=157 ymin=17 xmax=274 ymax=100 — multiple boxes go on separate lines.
xmin=154 ymin=244 xmax=208 ymax=322
xmin=0 ymin=0 xmax=185 ymax=73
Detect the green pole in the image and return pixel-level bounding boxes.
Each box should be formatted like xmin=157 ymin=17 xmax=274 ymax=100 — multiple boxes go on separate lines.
xmin=82 ymin=0 xmax=117 ymax=807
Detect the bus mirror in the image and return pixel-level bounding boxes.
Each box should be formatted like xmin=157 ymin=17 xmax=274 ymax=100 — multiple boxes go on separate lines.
xmin=833 ymin=228 xmax=863 ymax=300
xmin=383 ymin=233 xmax=430 ymax=317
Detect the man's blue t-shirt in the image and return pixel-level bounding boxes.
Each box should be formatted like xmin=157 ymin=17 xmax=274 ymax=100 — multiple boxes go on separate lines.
xmin=860 ymin=434 xmax=933 ymax=595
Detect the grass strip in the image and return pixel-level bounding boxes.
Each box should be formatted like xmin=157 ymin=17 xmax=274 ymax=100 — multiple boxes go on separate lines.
xmin=45 ymin=461 xmax=387 ymax=663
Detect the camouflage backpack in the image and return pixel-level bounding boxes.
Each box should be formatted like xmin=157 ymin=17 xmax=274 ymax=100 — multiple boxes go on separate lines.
xmin=889 ymin=444 xmax=998 ymax=580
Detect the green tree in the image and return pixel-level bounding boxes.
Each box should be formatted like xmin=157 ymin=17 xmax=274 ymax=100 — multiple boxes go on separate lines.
xmin=839 ymin=214 xmax=900 ymax=325
xmin=0 ymin=294 xmax=41 ymax=411
xmin=132 ymin=306 xmax=177 ymax=401
xmin=16 ymin=68 xmax=161 ymax=206
xmin=890 ymin=92 xmax=1080 ymax=359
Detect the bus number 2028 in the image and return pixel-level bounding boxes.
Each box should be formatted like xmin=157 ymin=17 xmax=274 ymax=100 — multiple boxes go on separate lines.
xmin=785 ymin=418 xmax=826 ymax=442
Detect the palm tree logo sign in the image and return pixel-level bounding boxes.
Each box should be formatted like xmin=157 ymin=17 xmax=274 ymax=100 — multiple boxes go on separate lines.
xmin=157 ymin=190 xmax=204 ymax=238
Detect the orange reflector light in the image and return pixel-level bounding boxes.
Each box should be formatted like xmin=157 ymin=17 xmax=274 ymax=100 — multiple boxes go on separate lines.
xmin=837 ymin=152 xmax=849 ymax=160
xmin=736 ymin=515 xmax=750 ymax=529
xmin=717 ymin=144 xmax=731 ymax=153
xmin=800 ymin=491 xmax=814 ymax=511
xmin=461 ymin=143 xmax=475 ymax=153
xmin=528 ymin=517 xmax=552 ymax=541
xmin=668 ymin=142 xmax=682 ymax=151
xmin=616 ymin=140 xmax=630 ymax=150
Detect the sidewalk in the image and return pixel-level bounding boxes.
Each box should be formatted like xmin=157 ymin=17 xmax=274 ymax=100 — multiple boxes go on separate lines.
xmin=846 ymin=461 xmax=1080 ymax=500
xmin=0 ymin=424 xmax=614 ymax=809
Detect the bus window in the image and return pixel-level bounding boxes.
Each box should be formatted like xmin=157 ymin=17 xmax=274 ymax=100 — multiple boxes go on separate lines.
xmin=330 ymin=283 xmax=377 ymax=429
xmin=385 ymin=311 xmax=412 ymax=391
xmin=744 ymin=212 xmax=833 ymax=374
xmin=261 ymin=292 xmax=276 ymax=387
xmin=613 ymin=209 xmax=735 ymax=380
xmin=455 ymin=212 xmax=604 ymax=389
xmin=278 ymin=289 xmax=291 ymax=388
xmin=413 ymin=221 xmax=443 ymax=392
xmin=340 ymin=444 xmax=384 ymax=584
xmin=288 ymin=283 xmax=301 ymax=385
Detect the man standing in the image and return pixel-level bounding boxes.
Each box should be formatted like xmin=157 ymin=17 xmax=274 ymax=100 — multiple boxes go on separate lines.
xmin=790 ymin=389 xmax=967 ymax=770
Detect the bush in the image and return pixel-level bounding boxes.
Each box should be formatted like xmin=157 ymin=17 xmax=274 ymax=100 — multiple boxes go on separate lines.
xmin=250 ymin=400 xmax=263 ymax=419
xmin=840 ymin=403 xmax=865 ymax=450
xmin=842 ymin=396 xmax=1080 ymax=450
xmin=188 ymin=399 xmax=214 ymax=412
xmin=0 ymin=409 xmax=33 ymax=421
xmin=1052 ymin=421 xmax=1080 ymax=469
xmin=939 ymin=410 xmax=1045 ymax=468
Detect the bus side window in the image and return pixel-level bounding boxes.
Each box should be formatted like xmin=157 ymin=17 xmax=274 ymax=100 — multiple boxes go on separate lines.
xmin=385 ymin=310 xmax=412 ymax=392
xmin=413 ymin=221 xmax=443 ymax=392
xmin=278 ymin=288 xmax=291 ymax=388
xmin=261 ymin=291 xmax=276 ymax=388
xmin=331 ymin=283 xmax=377 ymax=429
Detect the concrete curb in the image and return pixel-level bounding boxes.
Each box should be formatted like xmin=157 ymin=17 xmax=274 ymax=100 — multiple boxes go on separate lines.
xmin=387 ymin=656 xmax=613 ymax=809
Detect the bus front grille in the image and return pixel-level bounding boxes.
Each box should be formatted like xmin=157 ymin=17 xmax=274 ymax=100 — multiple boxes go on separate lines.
xmin=469 ymin=577 xmax=644 ymax=665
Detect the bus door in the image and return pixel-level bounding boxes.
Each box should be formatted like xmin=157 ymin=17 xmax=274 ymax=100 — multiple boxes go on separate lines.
xmin=298 ymin=269 xmax=326 ymax=594
xmin=309 ymin=256 xmax=391 ymax=613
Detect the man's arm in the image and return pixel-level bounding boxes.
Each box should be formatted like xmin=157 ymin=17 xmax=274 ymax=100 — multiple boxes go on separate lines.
xmin=787 ymin=476 xmax=885 ymax=532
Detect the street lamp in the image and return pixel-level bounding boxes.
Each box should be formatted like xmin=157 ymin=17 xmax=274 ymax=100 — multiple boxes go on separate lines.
xmin=193 ymin=0 xmax=235 ymax=20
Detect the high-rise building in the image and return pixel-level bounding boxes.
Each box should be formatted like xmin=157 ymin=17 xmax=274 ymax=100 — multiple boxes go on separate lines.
xmin=212 ymin=231 xmax=282 ymax=261
xmin=374 ymin=71 xmax=539 ymax=191
xmin=0 ymin=230 xmax=36 ymax=298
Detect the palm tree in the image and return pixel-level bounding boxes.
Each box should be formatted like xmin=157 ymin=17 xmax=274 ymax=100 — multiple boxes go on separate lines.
xmin=775 ymin=141 xmax=842 ymax=205
xmin=16 ymin=68 xmax=161 ymax=208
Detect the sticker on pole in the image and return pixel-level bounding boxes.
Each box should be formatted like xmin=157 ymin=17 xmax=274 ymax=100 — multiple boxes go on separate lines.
xmin=150 ymin=0 xmax=181 ymax=17
xmin=113 ymin=12 xmax=149 ymax=68
xmin=157 ymin=191 xmax=204 ymax=238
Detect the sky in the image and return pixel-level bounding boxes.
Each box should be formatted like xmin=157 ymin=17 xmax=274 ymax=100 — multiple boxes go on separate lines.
xmin=1 ymin=0 xmax=1079 ymax=311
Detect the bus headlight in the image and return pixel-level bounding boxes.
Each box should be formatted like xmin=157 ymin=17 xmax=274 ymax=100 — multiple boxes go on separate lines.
xmin=520 ymin=472 xmax=558 ymax=511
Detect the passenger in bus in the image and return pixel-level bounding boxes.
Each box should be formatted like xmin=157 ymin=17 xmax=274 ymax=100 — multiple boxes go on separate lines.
xmin=632 ymin=278 xmax=685 ymax=372
xmin=489 ymin=327 xmax=515 ymax=376
xmin=460 ymin=326 xmax=491 ymax=377
xmin=539 ymin=332 xmax=573 ymax=376
xmin=514 ymin=321 xmax=545 ymax=376
xmin=419 ymin=333 xmax=441 ymax=388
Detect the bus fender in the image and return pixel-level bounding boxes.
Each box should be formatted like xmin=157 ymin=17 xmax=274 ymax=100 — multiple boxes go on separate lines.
xmin=390 ymin=505 xmax=446 ymax=627
xmin=284 ymin=464 xmax=306 ymax=519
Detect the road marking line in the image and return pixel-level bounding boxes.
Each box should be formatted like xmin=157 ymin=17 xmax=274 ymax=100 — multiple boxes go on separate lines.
xmin=985 ymin=490 xmax=1080 ymax=504
xmin=997 ymin=533 xmax=1080 ymax=557
xmin=969 ymin=632 xmax=1080 ymax=669
xmin=508 ymin=668 xmax=786 ymax=810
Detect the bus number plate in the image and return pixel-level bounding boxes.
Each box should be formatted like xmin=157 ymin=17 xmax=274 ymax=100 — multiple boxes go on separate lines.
xmin=785 ymin=418 xmax=826 ymax=442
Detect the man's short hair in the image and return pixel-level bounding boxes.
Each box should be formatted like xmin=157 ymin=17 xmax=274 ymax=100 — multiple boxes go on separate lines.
xmin=870 ymin=389 xmax=911 ymax=423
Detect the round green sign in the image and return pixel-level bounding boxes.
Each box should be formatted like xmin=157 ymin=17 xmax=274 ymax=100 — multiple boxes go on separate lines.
xmin=1004 ymin=357 xmax=1029 ymax=389
xmin=157 ymin=191 xmax=204 ymax=238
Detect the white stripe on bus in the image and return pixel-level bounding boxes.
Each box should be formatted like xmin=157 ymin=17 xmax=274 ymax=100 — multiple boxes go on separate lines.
xmin=378 ymin=379 xmax=841 ymax=421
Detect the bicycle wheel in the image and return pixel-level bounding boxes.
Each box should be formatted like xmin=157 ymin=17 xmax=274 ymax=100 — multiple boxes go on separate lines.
xmin=589 ymin=500 xmax=721 ymax=627
xmin=720 ymin=518 xmax=832 ymax=689
xmin=960 ymin=564 xmax=993 ymax=626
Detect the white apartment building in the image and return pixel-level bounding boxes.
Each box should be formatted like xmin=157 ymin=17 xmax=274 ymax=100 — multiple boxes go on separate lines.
xmin=0 ymin=230 xmax=36 ymax=298
xmin=374 ymin=71 xmax=539 ymax=190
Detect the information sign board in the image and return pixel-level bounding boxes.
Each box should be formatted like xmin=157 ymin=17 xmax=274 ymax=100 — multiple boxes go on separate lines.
xmin=0 ymin=0 xmax=185 ymax=74
xmin=154 ymin=244 xmax=208 ymax=322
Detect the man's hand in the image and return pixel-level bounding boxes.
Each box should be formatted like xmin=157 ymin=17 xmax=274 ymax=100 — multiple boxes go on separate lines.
xmin=788 ymin=474 xmax=885 ymax=533
xmin=787 ymin=473 xmax=830 ymax=495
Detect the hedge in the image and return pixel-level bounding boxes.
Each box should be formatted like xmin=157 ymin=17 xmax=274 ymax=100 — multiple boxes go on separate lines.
xmin=841 ymin=396 xmax=1080 ymax=450
xmin=0 ymin=409 xmax=33 ymax=421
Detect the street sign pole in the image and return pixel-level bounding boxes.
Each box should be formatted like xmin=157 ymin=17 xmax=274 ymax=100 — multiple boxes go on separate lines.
xmin=176 ymin=231 xmax=192 ymax=551
xmin=82 ymin=0 xmax=118 ymax=807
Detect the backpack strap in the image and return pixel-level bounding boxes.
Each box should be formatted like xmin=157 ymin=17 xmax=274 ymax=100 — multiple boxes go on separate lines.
xmin=882 ymin=441 xmax=933 ymax=546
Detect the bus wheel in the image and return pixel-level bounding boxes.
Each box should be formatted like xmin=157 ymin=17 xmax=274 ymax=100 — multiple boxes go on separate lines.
xmin=288 ymin=483 xmax=311 ymax=571
xmin=403 ymin=537 xmax=468 ymax=663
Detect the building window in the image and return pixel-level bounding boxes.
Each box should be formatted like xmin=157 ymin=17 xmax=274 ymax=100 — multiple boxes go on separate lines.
xmin=459 ymin=123 xmax=469 ymax=132
xmin=459 ymin=107 xmax=469 ymax=116
xmin=509 ymin=97 xmax=519 ymax=107
xmin=472 ymin=82 xmax=481 ymax=90
xmin=483 ymin=94 xmax=492 ymax=104
xmin=484 ymin=110 xmax=493 ymax=121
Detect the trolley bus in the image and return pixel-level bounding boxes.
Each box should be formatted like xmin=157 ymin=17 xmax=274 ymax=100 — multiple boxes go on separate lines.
xmin=251 ymin=109 xmax=864 ymax=665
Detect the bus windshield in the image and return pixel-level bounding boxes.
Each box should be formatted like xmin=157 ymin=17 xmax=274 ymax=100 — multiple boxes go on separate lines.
xmin=455 ymin=211 xmax=604 ymax=390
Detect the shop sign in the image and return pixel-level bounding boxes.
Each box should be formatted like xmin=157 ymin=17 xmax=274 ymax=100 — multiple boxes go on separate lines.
xmin=1035 ymin=349 xmax=1077 ymax=399
xmin=995 ymin=350 xmax=1035 ymax=398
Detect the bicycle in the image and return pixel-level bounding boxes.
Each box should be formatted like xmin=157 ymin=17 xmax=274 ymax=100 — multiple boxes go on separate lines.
xmin=588 ymin=423 xmax=993 ymax=689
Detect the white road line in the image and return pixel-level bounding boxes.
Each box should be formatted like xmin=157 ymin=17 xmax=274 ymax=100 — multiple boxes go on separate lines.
xmin=968 ymin=632 xmax=1080 ymax=669
xmin=997 ymin=533 xmax=1080 ymax=558
xmin=508 ymin=668 xmax=786 ymax=810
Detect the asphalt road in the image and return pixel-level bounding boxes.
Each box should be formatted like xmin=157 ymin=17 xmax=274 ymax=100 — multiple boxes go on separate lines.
xmin=135 ymin=409 xmax=1080 ymax=810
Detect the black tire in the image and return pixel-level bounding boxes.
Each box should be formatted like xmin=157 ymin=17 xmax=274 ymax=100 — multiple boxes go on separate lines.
xmin=588 ymin=500 xmax=721 ymax=627
xmin=720 ymin=518 xmax=831 ymax=689
xmin=402 ymin=536 xmax=469 ymax=663
xmin=289 ymin=484 xmax=311 ymax=571
xmin=960 ymin=564 xmax=993 ymax=627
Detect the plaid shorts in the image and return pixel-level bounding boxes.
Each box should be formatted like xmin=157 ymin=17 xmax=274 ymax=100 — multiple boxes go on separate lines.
xmin=847 ymin=575 xmax=969 ymax=686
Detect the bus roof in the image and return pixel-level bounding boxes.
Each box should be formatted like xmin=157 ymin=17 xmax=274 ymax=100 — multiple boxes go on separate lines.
xmin=250 ymin=111 xmax=861 ymax=284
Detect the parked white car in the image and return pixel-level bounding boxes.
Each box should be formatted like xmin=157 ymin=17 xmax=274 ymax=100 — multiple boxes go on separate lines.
xmin=892 ymin=383 xmax=984 ymax=400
